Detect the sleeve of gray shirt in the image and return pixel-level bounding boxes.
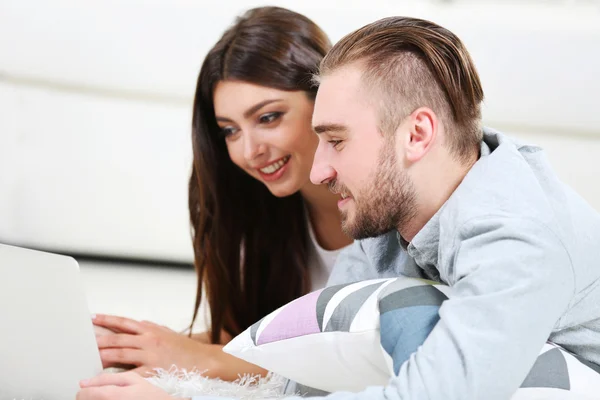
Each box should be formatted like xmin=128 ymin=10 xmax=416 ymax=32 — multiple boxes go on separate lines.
xmin=194 ymin=217 xmax=575 ymax=400
xmin=326 ymin=238 xmax=372 ymax=286
xmin=327 ymin=230 xmax=416 ymax=286
xmin=372 ymin=216 xmax=576 ymax=400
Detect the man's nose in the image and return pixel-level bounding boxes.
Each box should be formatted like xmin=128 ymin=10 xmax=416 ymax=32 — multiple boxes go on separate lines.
xmin=310 ymin=141 xmax=336 ymax=185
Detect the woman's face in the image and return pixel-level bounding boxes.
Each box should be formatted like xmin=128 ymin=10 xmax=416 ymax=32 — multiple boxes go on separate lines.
xmin=213 ymin=80 xmax=318 ymax=197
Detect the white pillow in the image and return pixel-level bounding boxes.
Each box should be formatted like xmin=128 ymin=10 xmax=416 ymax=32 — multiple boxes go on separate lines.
xmin=224 ymin=277 xmax=600 ymax=397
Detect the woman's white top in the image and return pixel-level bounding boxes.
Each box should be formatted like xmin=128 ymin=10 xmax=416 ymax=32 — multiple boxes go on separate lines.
xmin=307 ymin=220 xmax=348 ymax=291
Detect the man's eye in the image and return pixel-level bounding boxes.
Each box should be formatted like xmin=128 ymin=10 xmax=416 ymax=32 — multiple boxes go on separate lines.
xmin=259 ymin=112 xmax=282 ymax=124
xmin=328 ymin=140 xmax=342 ymax=148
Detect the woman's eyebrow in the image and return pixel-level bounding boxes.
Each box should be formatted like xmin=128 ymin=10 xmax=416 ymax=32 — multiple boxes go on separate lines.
xmin=216 ymin=99 xmax=284 ymax=122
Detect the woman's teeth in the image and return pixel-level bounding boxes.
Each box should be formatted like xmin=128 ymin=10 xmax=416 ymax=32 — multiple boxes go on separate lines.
xmin=260 ymin=156 xmax=290 ymax=174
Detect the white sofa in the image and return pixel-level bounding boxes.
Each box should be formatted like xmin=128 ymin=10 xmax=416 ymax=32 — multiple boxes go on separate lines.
xmin=1 ymin=0 xmax=599 ymax=263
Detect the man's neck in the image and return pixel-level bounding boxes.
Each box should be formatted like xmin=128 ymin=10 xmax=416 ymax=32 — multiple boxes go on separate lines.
xmin=399 ymin=153 xmax=478 ymax=243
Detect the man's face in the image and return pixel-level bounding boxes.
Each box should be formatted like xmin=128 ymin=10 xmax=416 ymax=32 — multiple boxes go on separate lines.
xmin=311 ymin=65 xmax=417 ymax=239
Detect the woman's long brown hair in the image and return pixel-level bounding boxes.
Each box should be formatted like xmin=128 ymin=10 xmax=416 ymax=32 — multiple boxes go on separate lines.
xmin=188 ymin=7 xmax=331 ymax=344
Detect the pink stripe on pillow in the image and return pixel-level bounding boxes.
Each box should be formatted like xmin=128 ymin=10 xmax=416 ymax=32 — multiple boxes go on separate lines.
xmin=257 ymin=289 xmax=324 ymax=345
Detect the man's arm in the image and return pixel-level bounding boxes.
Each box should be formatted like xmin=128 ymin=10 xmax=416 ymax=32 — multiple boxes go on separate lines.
xmin=326 ymin=239 xmax=372 ymax=286
xmin=377 ymin=216 xmax=576 ymax=400
xmin=327 ymin=230 xmax=411 ymax=286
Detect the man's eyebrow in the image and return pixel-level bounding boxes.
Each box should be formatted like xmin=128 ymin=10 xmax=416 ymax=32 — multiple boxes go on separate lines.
xmin=313 ymin=123 xmax=348 ymax=135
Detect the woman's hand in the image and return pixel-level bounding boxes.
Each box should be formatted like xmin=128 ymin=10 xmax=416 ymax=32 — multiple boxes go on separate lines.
xmin=94 ymin=325 xmax=117 ymax=337
xmin=92 ymin=314 xmax=267 ymax=380
xmin=76 ymin=371 xmax=178 ymax=400
xmin=93 ymin=314 xmax=267 ymax=380
xmin=190 ymin=329 xmax=233 ymax=344
xmin=93 ymin=314 xmax=221 ymax=376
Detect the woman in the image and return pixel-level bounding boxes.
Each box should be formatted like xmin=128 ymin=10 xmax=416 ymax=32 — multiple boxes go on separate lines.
xmin=91 ymin=6 xmax=351 ymax=381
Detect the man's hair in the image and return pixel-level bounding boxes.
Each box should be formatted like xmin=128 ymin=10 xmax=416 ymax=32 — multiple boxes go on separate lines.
xmin=319 ymin=17 xmax=484 ymax=162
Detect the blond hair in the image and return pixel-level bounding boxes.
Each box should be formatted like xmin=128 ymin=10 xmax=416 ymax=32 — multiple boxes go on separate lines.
xmin=320 ymin=17 xmax=484 ymax=162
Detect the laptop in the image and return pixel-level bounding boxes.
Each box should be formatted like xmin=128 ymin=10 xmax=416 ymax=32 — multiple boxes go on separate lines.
xmin=0 ymin=243 xmax=103 ymax=400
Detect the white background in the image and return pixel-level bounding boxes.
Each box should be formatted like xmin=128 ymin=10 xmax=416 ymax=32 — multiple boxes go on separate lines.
xmin=0 ymin=0 xmax=599 ymax=327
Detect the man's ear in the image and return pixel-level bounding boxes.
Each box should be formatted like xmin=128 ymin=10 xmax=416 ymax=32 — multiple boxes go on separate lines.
xmin=403 ymin=107 xmax=437 ymax=163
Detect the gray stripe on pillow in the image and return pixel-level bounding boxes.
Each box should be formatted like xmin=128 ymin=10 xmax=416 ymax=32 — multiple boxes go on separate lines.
xmin=520 ymin=348 xmax=570 ymax=389
xmin=379 ymin=285 xmax=448 ymax=314
xmin=316 ymin=283 xmax=350 ymax=332
xmin=324 ymin=281 xmax=385 ymax=332
xmin=552 ymin=345 xmax=600 ymax=374
xmin=377 ymin=277 xmax=433 ymax=301
xmin=250 ymin=316 xmax=265 ymax=346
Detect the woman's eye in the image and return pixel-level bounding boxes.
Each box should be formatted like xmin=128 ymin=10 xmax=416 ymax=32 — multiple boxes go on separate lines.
xmin=220 ymin=126 xmax=239 ymax=138
xmin=258 ymin=112 xmax=282 ymax=124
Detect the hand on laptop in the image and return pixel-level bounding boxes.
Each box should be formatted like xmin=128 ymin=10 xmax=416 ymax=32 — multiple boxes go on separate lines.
xmin=77 ymin=371 xmax=178 ymax=400
xmin=92 ymin=314 xmax=222 ymax=376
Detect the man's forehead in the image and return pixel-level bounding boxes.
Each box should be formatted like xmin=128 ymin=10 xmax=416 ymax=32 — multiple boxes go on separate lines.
xmin=318 ymin=65 xmax=364 ymax=97
xmin=313 ymin=66 xmax=365 ymax=126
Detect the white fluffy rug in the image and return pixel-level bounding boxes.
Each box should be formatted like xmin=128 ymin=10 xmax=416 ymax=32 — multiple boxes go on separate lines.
xmin=146 ymin=368 xmax=287 ymax=399
xmin=11 ymin=369 xmax=286 ymax=400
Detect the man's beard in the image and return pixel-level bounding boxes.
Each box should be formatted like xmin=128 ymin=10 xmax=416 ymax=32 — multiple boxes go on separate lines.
xmin=330 ymin=139 xmax=417 ymax=240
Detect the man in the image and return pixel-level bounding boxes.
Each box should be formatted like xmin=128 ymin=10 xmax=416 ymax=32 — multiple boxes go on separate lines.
xmin=309 ymin=15 xmax=600 ymax=399
xmin=77 ymin=16 xmax=600 ymax=400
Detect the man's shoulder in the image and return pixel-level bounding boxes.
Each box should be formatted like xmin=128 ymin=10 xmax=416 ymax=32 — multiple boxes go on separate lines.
xmin=442 ymin=128 xmax=556 ymax=228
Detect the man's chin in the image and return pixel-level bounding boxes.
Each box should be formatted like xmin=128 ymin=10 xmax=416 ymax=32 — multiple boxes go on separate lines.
xmin=341 ymin=219 xmax=366 ymax=240
xmin=342 ymin=212 xmax=396 ymax=240
xmin=341 ymin=224 xmax=356 ymax=239
xmin=340 ymin=214 xmax=354 ymax=236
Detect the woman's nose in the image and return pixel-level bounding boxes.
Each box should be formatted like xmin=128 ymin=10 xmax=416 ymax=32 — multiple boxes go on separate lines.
xmin=243 ymin=131 xmax=267 ymax=162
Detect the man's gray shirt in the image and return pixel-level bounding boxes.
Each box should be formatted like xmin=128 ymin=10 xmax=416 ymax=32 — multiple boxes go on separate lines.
xmin=323 ymin=127 xmax=600 ymax=399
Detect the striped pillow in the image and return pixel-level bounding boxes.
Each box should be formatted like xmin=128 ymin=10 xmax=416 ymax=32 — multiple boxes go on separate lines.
xmin=224 ymin=277 xmax=600 ymax=396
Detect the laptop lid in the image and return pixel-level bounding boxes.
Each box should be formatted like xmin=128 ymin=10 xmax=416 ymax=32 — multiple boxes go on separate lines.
xmin=0 ymin=243 xmax=103 ymax=400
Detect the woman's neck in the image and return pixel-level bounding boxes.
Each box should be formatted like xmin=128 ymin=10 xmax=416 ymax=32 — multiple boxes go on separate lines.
xmin=300 ymin=183 xmax=352 ymax=251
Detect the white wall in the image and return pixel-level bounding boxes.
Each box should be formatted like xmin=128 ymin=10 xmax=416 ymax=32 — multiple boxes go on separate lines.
xmin=1 ymin=0 xmax=599 ymax=262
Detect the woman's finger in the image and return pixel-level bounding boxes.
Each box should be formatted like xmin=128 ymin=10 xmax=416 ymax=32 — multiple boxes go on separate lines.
xmin=94 ymin=325 xmax=116 ymax=337
xmin=129 ymin=365 xmax=157 ymax=378
xmin=92 ymin=314 xmax=146 ymax=335
xmin=96 ymin=333 xmax=145 ymax=350
xmin=99 ymin=348 xmax=149 ymax=369
xmin=140 ymin=320 xmax=174 ymax=333
xmin=80 ymin=371 xmax=142 ymax=388
xmin=76 ymin=386 xmax=112 ymax=400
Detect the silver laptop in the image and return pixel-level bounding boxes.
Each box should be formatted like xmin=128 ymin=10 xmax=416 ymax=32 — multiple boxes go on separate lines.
xmin=0 ymin=243 xmax=103 ymax=400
